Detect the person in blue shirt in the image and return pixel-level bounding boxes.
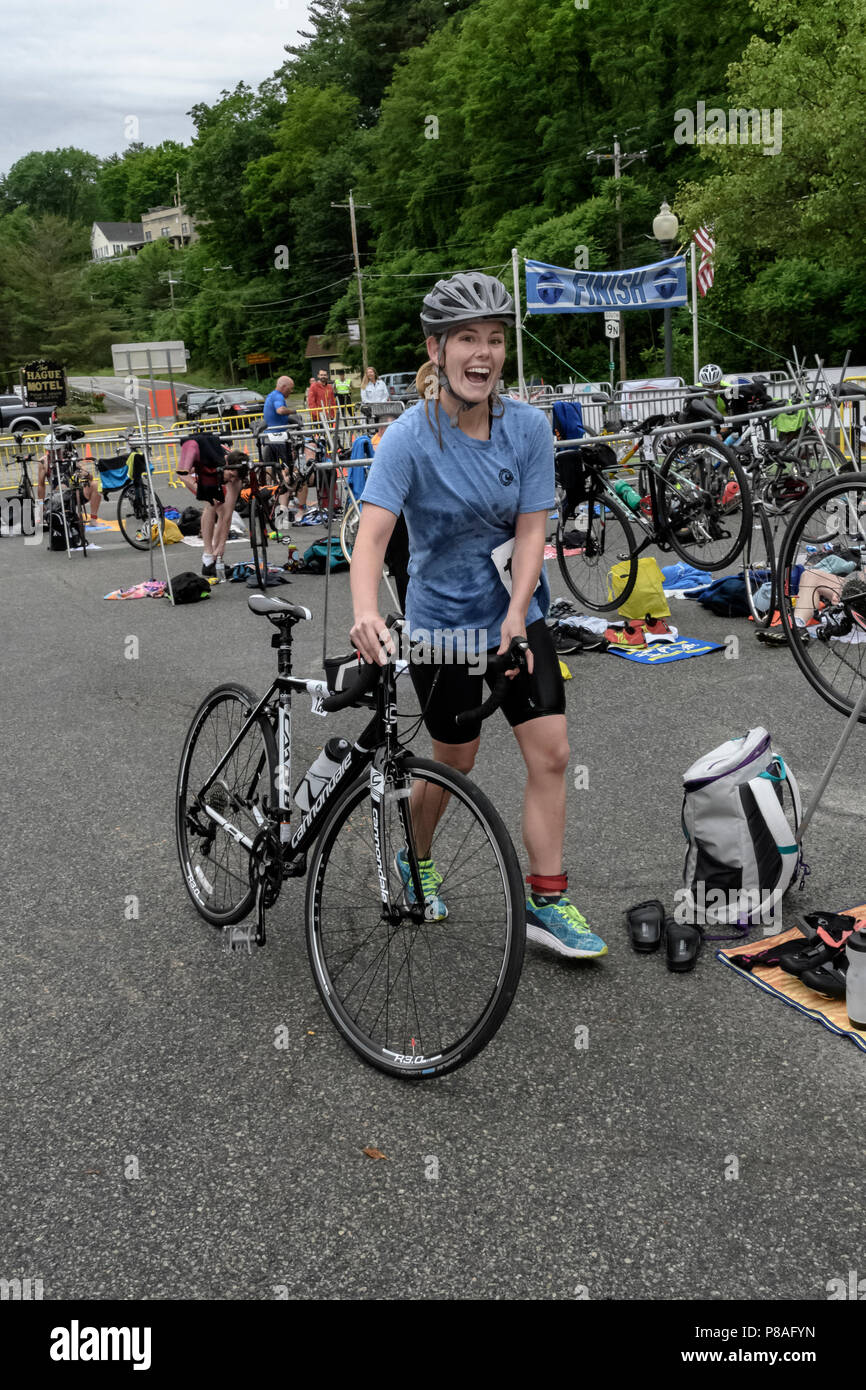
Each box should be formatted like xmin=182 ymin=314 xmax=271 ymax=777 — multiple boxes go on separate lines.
xmin=261 ymin=374 xmax=317 ymax=520
xmin=349 ymin=271 xmax=607 ymax=961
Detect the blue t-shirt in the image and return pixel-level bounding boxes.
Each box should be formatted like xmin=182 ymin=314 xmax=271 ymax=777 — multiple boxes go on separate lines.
xmin=262 ymin=390 xmax=288 ymax=430
xmin=362 ymin=397 xmax=555 ymax=648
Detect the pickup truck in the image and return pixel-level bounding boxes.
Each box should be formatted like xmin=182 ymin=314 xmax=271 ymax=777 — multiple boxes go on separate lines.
xmin=0 ymin=393 xmax=56 ymax=435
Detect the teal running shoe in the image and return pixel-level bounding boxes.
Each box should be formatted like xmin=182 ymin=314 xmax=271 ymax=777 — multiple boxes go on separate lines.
xmin=395 ymin=847 xmax=448 ymax=921
xmin=525 ymin=895 xmax=607 ymax=959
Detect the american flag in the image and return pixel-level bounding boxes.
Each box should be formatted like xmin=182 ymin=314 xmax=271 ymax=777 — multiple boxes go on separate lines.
xmin=694 ymin=226 xmax=716 ymax=297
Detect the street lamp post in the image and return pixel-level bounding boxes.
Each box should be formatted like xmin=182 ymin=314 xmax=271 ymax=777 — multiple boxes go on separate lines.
xmin=652 ymin=202 xmax=679 ymax=377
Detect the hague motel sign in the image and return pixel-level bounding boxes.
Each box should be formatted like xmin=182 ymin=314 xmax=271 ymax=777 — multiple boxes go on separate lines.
xmin=21 ymin=359 xmax=67 ymax=407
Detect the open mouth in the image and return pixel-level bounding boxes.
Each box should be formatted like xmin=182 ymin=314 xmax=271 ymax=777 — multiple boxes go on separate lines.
xmin=464 ymin=367 xmax=491 ymax=386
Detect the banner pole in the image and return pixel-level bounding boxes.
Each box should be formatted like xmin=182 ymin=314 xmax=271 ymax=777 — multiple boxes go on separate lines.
xmin=690 ymin=241 xmax=699 ymax=384
xmin=512 ymin=248 xmax=527 ymax=401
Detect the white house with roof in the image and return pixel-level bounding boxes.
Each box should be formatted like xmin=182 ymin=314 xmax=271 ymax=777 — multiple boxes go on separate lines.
xmin=91 ymin=221 xmax=144 ymax=261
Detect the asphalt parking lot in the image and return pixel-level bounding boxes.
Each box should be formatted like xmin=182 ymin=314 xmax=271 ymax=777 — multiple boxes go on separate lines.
xmin=2 ymin=517 xmax=865 ymax=1302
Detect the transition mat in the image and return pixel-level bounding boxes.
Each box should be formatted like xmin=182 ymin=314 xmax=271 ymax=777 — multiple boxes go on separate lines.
xmin=607 ymin=636 xmax=723 ymax=664
xmin=718 ymin=910 xmax=866 ymax=1054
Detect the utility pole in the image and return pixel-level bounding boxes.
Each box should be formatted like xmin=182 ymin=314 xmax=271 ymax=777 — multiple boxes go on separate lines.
xmin=587 ymin=132 xmax=647 ymax=382
xmin=331 ymin=189 xmax=370 ymax=372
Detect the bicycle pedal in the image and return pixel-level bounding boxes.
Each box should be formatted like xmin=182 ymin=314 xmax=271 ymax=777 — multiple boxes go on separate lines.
xmin=223 ymin=924 xmax=258 ymax=954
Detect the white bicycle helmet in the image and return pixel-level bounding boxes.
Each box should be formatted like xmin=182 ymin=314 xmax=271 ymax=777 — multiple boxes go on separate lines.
xmin=698 ymin=363 xmax=723 ymax=388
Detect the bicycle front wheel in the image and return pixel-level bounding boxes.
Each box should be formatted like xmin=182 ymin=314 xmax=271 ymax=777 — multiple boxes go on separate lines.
xmin=117 ymin=479 xmax=165 ymax=551
xmin=249 ymin=496 xmax=270 ymax=589
xmin=306 ymin=756 xmax=525 ymax=1079
xmin=176 ymin=682 xmax=278 ymax=925
xmin=555 ymin=485 xmax=637 ymax=612
xmin=657 ymin=434 xmax=752 ymax=570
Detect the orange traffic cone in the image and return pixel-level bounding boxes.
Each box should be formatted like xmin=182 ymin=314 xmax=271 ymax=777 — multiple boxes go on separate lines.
xmin=85 ymin=443 xmax=94 ymax=460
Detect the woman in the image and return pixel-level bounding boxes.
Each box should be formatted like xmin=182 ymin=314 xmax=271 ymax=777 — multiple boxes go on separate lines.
xmin=349 ymin=271 xmax=606 ymax=960
xmin=177 ymin=433 xmax=244 ymax=578
xmin=360 ymin=366 xmax=389 ymax=405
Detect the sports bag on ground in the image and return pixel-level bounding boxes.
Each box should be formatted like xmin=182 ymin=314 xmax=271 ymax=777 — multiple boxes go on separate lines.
xmin=608 ymin=555 xmax=671 ymax=620
xmin=170 ymin=571 xmax=212 ymax=604
xmin=46 ymin=497 xmax=84 ymax=550
xmin=680 ymin=727 xmax=803 ymax=931
xmin=301 ymin=537 xmax=349 ymax=573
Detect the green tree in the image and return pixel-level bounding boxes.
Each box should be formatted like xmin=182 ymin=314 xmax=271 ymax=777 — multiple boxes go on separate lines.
xmin=0 ymin=213 xmax=113 ymax=371
xmin=0 ymin=148 xmax=101 ymax=223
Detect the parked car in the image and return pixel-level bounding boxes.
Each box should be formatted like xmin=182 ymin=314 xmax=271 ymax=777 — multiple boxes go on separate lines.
xmin=380 ymin=372 xmax=419 ymax=404
xmin=175 ymin=388 xmax=217 ymax=420
xmin=0 ymin=392 xmax=56 ymax=435
xmin=183 ymin=388 xmax=265 ymax=431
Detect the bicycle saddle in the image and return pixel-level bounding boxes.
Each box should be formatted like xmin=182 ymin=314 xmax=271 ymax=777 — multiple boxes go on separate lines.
xmin=248 ymin=594 xmax=312 ymax=624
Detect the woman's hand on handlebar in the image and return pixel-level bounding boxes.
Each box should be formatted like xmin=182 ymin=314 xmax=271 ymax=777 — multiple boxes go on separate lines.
xmin=498 ymin=612 xmax=533 ymax=676
xmin=350 ymin=610 xmax=395 ymax=666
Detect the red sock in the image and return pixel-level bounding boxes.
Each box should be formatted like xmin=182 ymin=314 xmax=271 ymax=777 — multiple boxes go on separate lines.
xmin=527 ymin=872 xmax=568 ymax=899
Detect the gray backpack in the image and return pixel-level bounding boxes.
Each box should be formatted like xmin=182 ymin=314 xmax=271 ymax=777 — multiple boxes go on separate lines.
xmin=680 ymin=727 xmax=803 ymax=931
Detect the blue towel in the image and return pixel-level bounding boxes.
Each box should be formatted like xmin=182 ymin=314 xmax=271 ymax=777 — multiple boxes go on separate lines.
xmin=661 ymin=562 xmax=713 ymax=590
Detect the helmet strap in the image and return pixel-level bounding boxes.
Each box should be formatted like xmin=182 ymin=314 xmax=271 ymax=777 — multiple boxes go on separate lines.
xmin=437 ymin=335 xmax=484 ymax=426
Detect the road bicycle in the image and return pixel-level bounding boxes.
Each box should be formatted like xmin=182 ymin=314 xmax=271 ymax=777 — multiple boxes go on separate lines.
xmin=554 ymin=393 xmax=751 ymax=612
xmin=175 ymin=602 xmax=526 ymax=1078
xmin=115 ymin=455 xmax=167 ymax=551
xmin=1 ymin=431 xmax=38 ymax=536
xmin=10 ymin=431 xmax=37 ymax=505
xmin=776 ymin=470 xmax=866 ymax=719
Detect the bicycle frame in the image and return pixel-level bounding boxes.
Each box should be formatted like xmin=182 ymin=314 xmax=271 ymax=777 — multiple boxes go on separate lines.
xmin=190 ymin=638 xmax=420 ymax=923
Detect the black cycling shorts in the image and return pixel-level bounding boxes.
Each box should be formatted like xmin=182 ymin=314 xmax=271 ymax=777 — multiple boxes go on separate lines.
xmin=409 ymin=617 xmax=565 ymax=745
xmin=196 ymin=482 xmax=225 ymax=504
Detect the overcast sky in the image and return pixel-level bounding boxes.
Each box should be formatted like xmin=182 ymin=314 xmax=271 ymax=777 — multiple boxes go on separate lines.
xmin=1 ymin=0 xmax=313 ymax=176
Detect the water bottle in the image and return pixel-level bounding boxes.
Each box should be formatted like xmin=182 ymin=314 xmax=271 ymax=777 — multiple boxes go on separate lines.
xmin=293 ymin=737 xmax=351 ymax=812
xmin=846 ymin=929 xmax=866 ymax=1029
xmin=215 ymin=557 xmax=226 ymax=583
xmin=614 ymin=479 xmax=642 ymax=512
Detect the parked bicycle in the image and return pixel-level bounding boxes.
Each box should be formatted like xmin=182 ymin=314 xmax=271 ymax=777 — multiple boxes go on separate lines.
xmin=554 ymin=392 xmax=751 ymax=612
xmin=176 ymin=603 xmax=526 ymax=1078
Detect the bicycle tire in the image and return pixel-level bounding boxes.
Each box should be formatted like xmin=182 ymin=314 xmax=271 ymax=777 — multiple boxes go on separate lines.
xmin=68 ymin=485 xmax=88 ymax=555
xmin=117 ymin=478 xmax=165 ymax=551
xmin=783 ymin=434 xmax=851 ymax=483
xmin=777 ymin=471 xmax=866 ymax=720
xmin=742 ymin=508 xmax=776 ymax=628
xmin=249 ymin=495 xmax=270 ymax=589
xmin=340 ymin=500 xmax=360 ymax=564
xmin=657 ymin=433 xmax=752 ymax=571
xmin=176 ymin=682 xmax=278 ymax=925
xmin=555 ymin=483 xmax=638 ymax=612
xmin=305 ymin=756 xmax=525 ymax=1079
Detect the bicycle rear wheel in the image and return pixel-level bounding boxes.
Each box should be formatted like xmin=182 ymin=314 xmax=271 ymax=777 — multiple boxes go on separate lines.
xmin=742 ymin=508 xmax=776 ymax=628
xmin=249 ymin=495 xmax=270 ymax=589
xmin=777 ymin=472 xmax=866 ymax=719
xmin=305 ymin=756 xmax=525 ymax=1079
xmin=117 ymin=479 xmax=165 ymax=550
xmin=176 ymin=682 xmax=278 ymax=925
xmin=656 ymin=434 xmax=752 ymax=571
xmin=555 ymin=484 xmax=637 ymax=612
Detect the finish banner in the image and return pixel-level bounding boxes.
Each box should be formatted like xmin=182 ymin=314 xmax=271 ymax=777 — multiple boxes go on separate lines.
xmin=525 ymin=256 xmax=687 ymax=314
